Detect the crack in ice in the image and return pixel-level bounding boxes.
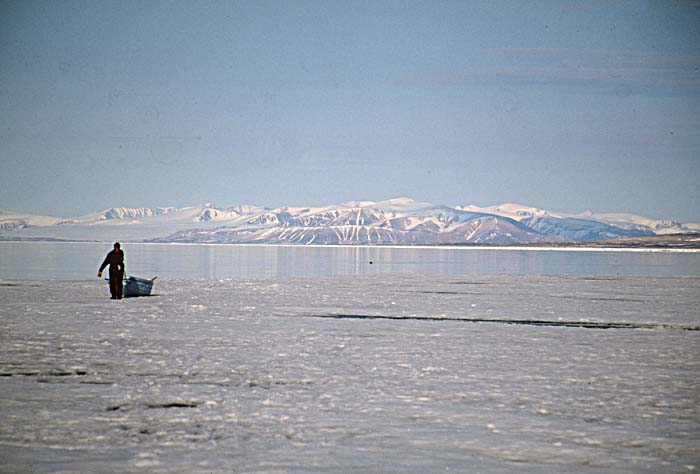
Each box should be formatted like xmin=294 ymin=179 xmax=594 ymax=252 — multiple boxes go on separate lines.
xmin=304 ymin=314 xmax=700 ymax=331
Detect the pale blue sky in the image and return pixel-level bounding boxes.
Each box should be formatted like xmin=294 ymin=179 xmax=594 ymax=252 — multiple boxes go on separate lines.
xmin=2 ymin=0 xmax=699 ymax=220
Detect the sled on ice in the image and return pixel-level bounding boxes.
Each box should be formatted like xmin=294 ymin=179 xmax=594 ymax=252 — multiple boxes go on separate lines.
xmin=123 ymin=276 xmax=157 ymax=297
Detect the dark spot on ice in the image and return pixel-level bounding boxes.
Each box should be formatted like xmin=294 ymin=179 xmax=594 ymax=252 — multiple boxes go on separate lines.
xmin=51 ymin=369 xmax=86 ymax=376
xmin=108 ymin=401 xmax=201 ymax=411
xmin=419 ymin=291 xmax=480 ymax=295
xmin=3 ymin=369 xmax=90 ymax=378
xmin=243 ymin=378 xmax=308 ymax=390
xmin=306 ymin=314 xmax=699 ymax=331
xmin=107 ymin=403 xmax=135 ymax=412
xmin=49 ymin=369 xmax=78 ymax=376
xmin=549 ymin=295 xmax=648 ymax=303
xmin=577 ymin=277 xmax=624 ymax=281
xmin=146 ymin=401 xmax=201 ymax=409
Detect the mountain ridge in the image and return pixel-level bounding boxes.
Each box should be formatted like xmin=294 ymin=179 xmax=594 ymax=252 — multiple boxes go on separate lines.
xmin=1 ymin=199 xmax=698 ymax=245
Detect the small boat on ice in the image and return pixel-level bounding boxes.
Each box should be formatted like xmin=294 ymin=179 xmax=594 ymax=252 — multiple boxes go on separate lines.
xmin=123 ymin=276 xmax=157 ymax=297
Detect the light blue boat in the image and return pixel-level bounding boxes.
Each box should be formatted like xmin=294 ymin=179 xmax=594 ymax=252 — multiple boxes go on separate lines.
xmin=123 ymin=276 xmax=157 ymax=297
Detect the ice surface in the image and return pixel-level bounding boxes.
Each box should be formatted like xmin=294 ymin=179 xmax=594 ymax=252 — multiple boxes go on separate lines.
xmin=1 ymin=274 xmax=699 ymax=473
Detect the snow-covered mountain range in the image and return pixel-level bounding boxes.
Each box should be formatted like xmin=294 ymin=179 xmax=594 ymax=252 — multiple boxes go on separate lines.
xmin=2 ymin=199 xmax=699 ymax=245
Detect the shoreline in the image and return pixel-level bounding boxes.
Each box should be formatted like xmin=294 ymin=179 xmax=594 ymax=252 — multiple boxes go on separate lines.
xmin=1 ymin=237 xmax=700 ymax=252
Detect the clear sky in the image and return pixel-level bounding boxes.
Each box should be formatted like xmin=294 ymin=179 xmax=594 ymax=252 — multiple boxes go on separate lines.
xmin=2 ymin=0 xmax=699 ymax=221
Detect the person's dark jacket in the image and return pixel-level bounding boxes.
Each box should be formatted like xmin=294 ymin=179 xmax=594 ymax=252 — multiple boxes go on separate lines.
xmin=99 ymin=249 xmax=125 ymax=274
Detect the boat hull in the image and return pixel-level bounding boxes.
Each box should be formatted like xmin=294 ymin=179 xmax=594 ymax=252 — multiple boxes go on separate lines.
xmin=123 ymin=276 xmax=155 ymax=297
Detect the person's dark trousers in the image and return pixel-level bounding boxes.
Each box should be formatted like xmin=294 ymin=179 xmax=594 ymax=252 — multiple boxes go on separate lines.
xmin=109 ymin=270 xmax=124 ymax=299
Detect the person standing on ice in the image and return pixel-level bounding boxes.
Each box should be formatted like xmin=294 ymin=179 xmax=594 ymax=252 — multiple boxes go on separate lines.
xmin=98 ymin=242 xmax=125 ymax=299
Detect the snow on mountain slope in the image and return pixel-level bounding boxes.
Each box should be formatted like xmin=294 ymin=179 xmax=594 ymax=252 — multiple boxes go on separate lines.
xmin=2 ymin=199 xmax=698 ymax=244
xmin=67 ymin=204 xmax=256 ymax=225
xmin=71 ymin=207 xmax=177 ymax=224
xmin=459 ymin=203 xmax=699 ymax=241
xmin=0 ymin=211 xmax=67 ymax=231
xmin=154 ymin=219 xmax=551 ymax=245
xmin=521 ymin=216 xmax=654 ymax=242
xmin=0 ymin=205 xmax=261 ymax=241
xmin=574 ymin=211 xmax=700 ymax=235
xmin=152 ymin=199 xmax=556 ymax=245
xmin=458 ymin=203 xmax=559 ymax=221
xmin=467 ymin=203 xmax=700 ymax=236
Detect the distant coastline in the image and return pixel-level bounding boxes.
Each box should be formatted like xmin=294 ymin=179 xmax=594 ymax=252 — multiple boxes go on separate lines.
xmin=440 ymin=233 xmax=700 ymax=250
xmin=2 ymin=233 xmax=699 ymax=250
